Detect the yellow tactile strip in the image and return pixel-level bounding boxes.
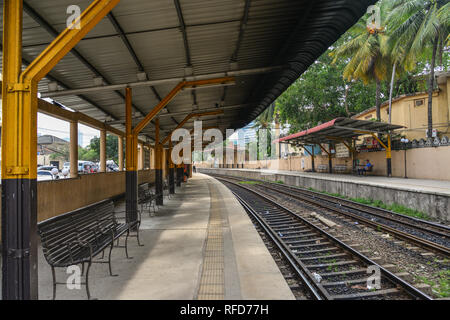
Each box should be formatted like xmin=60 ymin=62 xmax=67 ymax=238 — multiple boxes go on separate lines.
xmin=197 ymin=183 xmax=225 ymax=300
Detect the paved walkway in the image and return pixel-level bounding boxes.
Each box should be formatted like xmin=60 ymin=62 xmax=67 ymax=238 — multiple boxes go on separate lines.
xmin=31 ymin=173 xmax=294 ymax=300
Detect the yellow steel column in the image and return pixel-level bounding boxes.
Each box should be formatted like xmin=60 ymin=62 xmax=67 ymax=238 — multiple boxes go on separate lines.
xmin=387 ymin=134 xmax=392 ymax=177
xmin=2 ymin=0 xmax=120 ymax=300
xmin=70 ymin=120 xmax=79 ymax=178
xmin=370 ymin=133 xmax=392 ymax=177
xmin=1 ymin=0 xmax=38 ymax=300
xmin=118 ymin=136 xmax=124 ymax=171
xmin=100 ymin=129 xmax=107 ymax=172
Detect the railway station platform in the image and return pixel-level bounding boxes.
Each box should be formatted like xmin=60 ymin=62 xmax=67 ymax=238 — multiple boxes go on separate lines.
xmin=198 ymin=168 xmax=450 ymax=222
xmin=24 ymin=173 xmax=294 ymax=300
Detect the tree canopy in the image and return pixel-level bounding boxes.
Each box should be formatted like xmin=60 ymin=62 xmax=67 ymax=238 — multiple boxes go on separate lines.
xmin=275 ymin=0 xmax=449 ymax=136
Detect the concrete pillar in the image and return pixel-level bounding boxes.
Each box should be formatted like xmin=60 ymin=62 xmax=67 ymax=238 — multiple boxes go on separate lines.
xmin=100 ymin=129 xmax=106 ymax=172
xmin=137 ymin=144 xmax=143 ymax=170
xmin=70 ymin=120 xmax=78 ymax=178
xmin=118 ymin=136 xmax=124 ymax=171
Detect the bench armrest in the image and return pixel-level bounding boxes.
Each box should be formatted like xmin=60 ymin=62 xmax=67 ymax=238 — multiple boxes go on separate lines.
xmin=113 ymin=209 xmax=141 ymax=223
xmin=65 ymin=239 xmax=94 ymax=262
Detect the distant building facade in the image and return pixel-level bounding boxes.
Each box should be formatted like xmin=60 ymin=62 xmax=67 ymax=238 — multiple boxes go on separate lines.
xmin=353 ymin=72 xmax=450 ymax=141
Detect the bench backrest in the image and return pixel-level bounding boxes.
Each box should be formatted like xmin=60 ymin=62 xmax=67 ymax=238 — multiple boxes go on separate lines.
xmin=38 ymin=200 xmax=115 ymax=265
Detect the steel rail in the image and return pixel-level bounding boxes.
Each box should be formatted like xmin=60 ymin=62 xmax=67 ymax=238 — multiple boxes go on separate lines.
xmin=258 ymin=183 xmax=450 ymax=257
xmin=272 ymin=181 xmax=450 ymax=234
xmin=210 ymin=173 xmax=450 ymax=257
xmin=234 ymin=192 xmax=325 ymax=300
xmin=217 ymin=176 xmax=432 ymax=300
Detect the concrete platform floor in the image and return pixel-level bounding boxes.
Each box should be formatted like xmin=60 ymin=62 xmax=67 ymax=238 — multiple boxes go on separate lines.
xmin=27 ymin=173 xmax=294 ymax=300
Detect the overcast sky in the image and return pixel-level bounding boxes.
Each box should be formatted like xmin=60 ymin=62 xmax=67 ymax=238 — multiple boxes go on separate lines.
xmin=37 ymin=113 xmax=100 ymax=147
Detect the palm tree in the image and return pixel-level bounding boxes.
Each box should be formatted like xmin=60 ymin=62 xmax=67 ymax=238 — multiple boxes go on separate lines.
xmin=387 ymin=0 xmax=450 ymax=137
xmin=252 ymin=104 xmax=277 ymax=159
xmin=331 ymin=8 xmax=392 ymax=121
xmin=252 ymin=103 xmax=276 ymax=130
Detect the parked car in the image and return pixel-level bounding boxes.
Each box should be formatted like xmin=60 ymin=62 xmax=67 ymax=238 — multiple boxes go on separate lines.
xmin=39 ymin=165 xmax=57 ymax=172
xmin=78 ymin=160 xmax=87 ymax=173
xmin=37 ymin=170 xmax=59 ymax=181
xmin=63 ymin=162 xmax=70 ymax=172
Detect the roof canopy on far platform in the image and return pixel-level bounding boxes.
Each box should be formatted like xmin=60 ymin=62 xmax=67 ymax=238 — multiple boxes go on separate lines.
xmin=276 ymin=118 xmax=404 ymax=146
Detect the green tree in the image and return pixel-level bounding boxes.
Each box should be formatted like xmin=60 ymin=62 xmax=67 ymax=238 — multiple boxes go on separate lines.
xmin=331 ymin=2 xmax=394 ymax=121
xmin=387 ymin=0 xmax=450 ymax=136
xmin=252 ymin=104 xmax=277 ymax=159
xmin=276 ymin=48 xmax=388 ymax=134
xmin=78 ymin=135 xmax=119 ymax=162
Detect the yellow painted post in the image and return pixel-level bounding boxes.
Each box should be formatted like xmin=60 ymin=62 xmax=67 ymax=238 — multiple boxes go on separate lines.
xmin=387 ymin=134 xmax=392 ymax=177
xmin=100 ymin=129 xmax=107 ymax=172
xmin=70 ymin=120 xmax=79 ymax=178
xmin=370 ymin=133 xmax=392 ymax=177
xmin=2 ymin=0 xmax=121 ymax=300
xmin=1 ymin=0 xmax=39 ymax=300
xmin=118 ymin=136 xmax=124 ymax=171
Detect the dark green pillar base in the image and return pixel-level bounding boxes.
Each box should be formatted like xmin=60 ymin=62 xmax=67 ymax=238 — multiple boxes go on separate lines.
xmin=169 ymin=168 xmax=175 ymax=194
xmin=2 ymin=178 xmax=38 ymax=300
xmin=155 ymin=168 xmax=163 ymax=205
xmin=176 ymin=167 xmax=182 ymax=187
xmin=126 ymin=171 xmax=138 ymax=224
xmin=387 ymin=158 xmax=392 ymax=177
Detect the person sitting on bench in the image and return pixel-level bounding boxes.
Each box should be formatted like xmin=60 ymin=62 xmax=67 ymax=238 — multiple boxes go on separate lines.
xmin=358 ymin=160 xmax=373 ymax=175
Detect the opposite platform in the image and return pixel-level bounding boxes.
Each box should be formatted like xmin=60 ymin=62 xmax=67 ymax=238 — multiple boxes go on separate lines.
xmin=33 ymin=173 xmax=294 ymax=300
xmin=198 ymin=168 xmax=450 ymax=222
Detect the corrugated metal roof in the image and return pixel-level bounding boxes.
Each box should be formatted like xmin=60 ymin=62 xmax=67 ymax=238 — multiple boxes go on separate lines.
xmin=0 ymin=0 xmax=377 ymax=142
xmin=276 ymin=118 xmax=404 ymax=144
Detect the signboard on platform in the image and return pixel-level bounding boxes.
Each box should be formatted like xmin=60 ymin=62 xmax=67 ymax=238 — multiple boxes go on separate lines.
xmin=335 ymin=143 xmax=350 ymax=158
xmin=38 ymin=135 xmax=54 ymax=145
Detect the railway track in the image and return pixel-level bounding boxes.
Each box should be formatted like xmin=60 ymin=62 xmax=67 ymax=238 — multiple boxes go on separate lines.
xmin=210 ymin=173 xmax=450 ymax=257
xmin=217 ymin=177 xmax=432 ymax=300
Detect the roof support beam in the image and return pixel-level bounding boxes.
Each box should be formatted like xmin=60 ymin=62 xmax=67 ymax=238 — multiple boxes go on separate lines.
xmin=107 ymin=12 xmax=144 ymax=71
xmin=40 ymin=66 xmax=282 ymax=98
xmin=174 ymin=0 xmax=191 ymax=66
xmin=231 ymin=0 xmax=251 ymax=62
xmin=161 ymin=110 xmax=224 ymax=145
xmin=106 ymin=12 xmax=167 ymax=117
xmin=173 ymin=0 xmax=198 ymax=111
xmin=133 ymin=77 xmax=234 ymax=135
xmin=22 ymin=18 xmax=244 ymax=49
xmin=0 ymin=47 xmax=119 ymax=121
xmin=23 ymin=1 xmax=151 ymax=127
xmin=106 ymin=103 xmax=250 ymax=125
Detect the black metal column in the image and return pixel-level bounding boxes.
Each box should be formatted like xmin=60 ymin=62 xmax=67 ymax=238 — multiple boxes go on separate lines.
xmin=2 ymin=179 xmax=38 ymax=300
xmin=176 ymin=167 xmax=182 ymax=186
xmin=125 ymin=171 xmax=138 ymax=223
xmin=169 ymin=167 xmax=175 ymax=194
xmin=155 ymin=168 xmax=163 ymax=205
xmin=329 ymin=155 xmax=332 ymax=174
